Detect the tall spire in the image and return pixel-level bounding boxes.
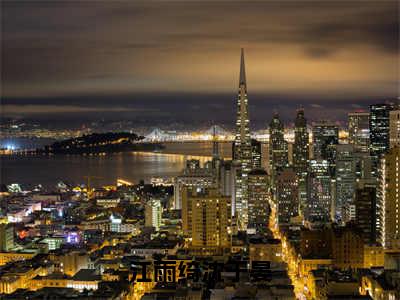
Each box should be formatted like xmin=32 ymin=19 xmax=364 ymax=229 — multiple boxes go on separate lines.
xmin=234 ymin=48 xmax=252 ymax=231
xmin=239 ymin=48 xmax=246 ymax=86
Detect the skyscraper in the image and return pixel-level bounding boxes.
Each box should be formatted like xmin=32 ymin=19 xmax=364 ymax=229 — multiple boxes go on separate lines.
xmin=312 ymin=122 xmax=338 ymax=176
xmin=335 ymin=144 xmax=356 ymax=222
xmin=378 ymin=147 xmax=400 ymax=249
xmin=369 ymin=103 xmax=393 ymax=157
xmin=348 ymin=111 xmax=370 ymax=153
xmin=276 ymin=167 xmax=299 ymax=225
xmin=293 ymin=108 xmax=309 ymax=173
xmin=233 ymin=49 xmax=252 ymax=230
xmin=248 ymin=169 xmax=270 ymax=233
xmin=293 ymin=109 xmax=309 ymax=215
xmin=306 ymin=160 xmax=333 ymax=222
xmin=268 ymin=112 xmax=288 ymax=177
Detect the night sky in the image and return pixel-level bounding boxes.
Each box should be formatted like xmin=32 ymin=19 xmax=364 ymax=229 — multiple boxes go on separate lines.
xmin=1 ymin=1 xmax=399 ymax=128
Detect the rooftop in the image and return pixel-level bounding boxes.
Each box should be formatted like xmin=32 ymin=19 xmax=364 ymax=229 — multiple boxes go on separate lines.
xmin=72 ymin=269 xmax=101 ymax=281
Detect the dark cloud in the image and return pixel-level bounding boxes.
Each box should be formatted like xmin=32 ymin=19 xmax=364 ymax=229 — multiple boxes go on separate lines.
xmin=304 ymin=47 xmax=336 ymax=59
xmin=302 ymin=10 xmax=398 ymax=55
xmin=1 ymin=0 xmax=398 ymax=125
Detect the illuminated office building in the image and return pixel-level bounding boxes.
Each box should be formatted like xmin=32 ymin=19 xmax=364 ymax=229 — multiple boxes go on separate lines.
xmin=182 ymin=187 xmax=231 ymax=249
xmin=369 ymin=103 xmax=393 ymax=157
xmin=348 ymin=111 xmax=370 ymax=153
xmin=268 ymin=112 xmax=288 ymax=177
xmin=378 ymin=147 xmax=400 ymax=249
xmin=276 ymin=168 xmax=299 ymax=225
xmin=233 ymin=49 xmax=252 ymax=230
xmin=247 ymin=169 xmax=270 ymax=233
xmin=312 ymin=122 xmax=338 ymax=176
xmin=306 ymin=160 xmax=333 ymax=222
xmin=293 ymin=109 xmax=309 ymax=215
xmin=389 ymin=109 xmax=400 ymax=148
xmin=335 ymin=144 xmax=356 ymax=222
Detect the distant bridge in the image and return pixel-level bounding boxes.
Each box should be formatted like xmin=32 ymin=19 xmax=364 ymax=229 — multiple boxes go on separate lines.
xmin=142 ymin=125 xmax=235 ymax=142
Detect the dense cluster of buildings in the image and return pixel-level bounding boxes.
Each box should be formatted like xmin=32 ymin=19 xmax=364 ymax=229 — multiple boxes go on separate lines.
xmin=0 ymin=50 xmax=399 ymax=299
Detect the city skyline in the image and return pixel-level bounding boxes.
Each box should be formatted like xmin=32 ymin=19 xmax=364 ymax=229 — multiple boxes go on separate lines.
xmin=0 ymin=2 xmax=399 ymax=299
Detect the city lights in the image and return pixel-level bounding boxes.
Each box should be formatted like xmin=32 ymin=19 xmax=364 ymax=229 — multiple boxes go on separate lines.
xmin=0 ymin=1 xmax=399 ymax=299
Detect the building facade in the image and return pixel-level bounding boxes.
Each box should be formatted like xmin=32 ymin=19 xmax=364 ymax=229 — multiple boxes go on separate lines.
xmin=182 ymin=188 xmax=231 ymax=249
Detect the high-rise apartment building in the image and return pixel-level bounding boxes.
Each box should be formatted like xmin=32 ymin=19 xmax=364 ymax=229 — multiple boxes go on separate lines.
xmin=306 ymin=160 xmax=333 ymax=222
xmin=182 ymin=188 xmax=231 ymax=250
xmin=269 ymin=112 xmax=288 ymax=177
xmin=378 ymin=147 xmax=400 ymax=249
xmin=276 ymin=167 xmax=299 ymax=225
xmin=233 ymin=49 xmax=252 ymax=231
xmin=348 ymin=111 xmax=370 ymax=153
xmin=247 ymin=169 xmax=270 ymax=233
